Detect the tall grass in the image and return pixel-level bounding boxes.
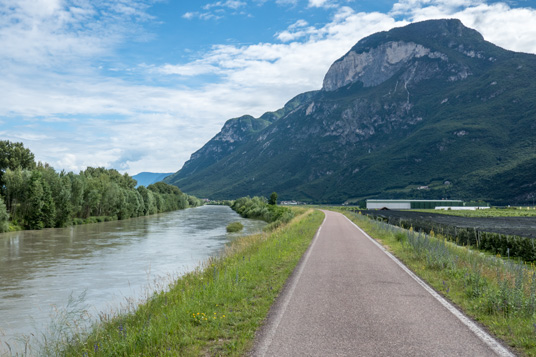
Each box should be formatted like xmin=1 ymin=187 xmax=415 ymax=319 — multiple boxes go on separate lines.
xmin=45 ymin=209 xmax=324 ymax=356
xmin=343 ymin=210 xmax=536 ymax=356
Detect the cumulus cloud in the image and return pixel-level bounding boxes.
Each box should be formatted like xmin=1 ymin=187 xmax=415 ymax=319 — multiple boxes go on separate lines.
xmin=391 ymin=0 xmax=485 ymax=15
xmin=393 ymin=0 xmax=536 ymax=54
xmin=0 ymin=0 xmax=152 ymax=69
xmin=3 ymin=0 xmax=536 ymax=176
xmin=308 ymin=0 xmax=339 ymax=9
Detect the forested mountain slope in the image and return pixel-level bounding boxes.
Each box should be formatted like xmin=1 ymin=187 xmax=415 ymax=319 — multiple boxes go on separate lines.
xmin=166 ymin=19 xmax=536 ymax=205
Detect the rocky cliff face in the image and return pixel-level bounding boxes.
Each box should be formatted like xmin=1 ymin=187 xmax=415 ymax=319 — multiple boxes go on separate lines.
xmin=166 ymin=19 xmax=536 ymax=204
xmin=323 ymin=41 xmax=449 ymax=91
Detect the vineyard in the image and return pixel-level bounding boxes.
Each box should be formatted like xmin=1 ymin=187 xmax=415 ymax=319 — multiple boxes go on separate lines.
xmin=353 ymin=210 xmax=536 ymax=261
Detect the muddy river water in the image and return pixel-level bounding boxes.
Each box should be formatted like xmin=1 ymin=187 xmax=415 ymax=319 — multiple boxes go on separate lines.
xmin=0 ymin=205 xmax=265 ymax=353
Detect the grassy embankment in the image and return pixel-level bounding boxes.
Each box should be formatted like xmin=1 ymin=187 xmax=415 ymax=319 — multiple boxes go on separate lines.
xmin=53 ymin=208 xmax=323 ymax=356
xmin=340 ymin=209 xmax=536 ymax=356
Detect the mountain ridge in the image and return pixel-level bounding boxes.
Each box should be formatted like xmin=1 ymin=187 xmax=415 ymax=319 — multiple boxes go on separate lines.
xmin=165 ymin=19 xmax=536 ymax=205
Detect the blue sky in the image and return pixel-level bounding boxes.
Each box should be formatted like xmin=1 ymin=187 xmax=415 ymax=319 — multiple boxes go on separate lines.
xmin=1 ymin=0 xmax=536 ymax=175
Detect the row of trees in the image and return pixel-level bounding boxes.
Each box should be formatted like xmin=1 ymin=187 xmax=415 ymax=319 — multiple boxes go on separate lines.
xmin=0 ymin=141 xmax=201 ymax=232
xmin=231 ymin=194 xmax=295 ymax=230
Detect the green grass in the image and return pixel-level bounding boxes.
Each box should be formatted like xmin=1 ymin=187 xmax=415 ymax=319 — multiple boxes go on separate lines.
xmin=414 ymin=207 xmax=536 ymax=217
xmin=340 ymin=209 xmax=536 ymax=356
xmin=53 ymin=209 xmax=324 ymax=356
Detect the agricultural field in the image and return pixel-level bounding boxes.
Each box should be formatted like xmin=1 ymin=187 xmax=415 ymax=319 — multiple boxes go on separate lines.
xmin=415 ymin=207 xmax=536 ymax=218
xmin=356 ymin=209 xmax=536 ymax=239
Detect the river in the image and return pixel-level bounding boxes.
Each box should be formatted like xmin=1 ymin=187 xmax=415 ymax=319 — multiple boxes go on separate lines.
xmin=0 ymin=205 xmax=265 ymax=353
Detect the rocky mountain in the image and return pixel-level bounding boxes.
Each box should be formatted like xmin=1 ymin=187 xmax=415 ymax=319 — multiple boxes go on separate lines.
xmin=165 ymin=19 xmax=536 ymax=205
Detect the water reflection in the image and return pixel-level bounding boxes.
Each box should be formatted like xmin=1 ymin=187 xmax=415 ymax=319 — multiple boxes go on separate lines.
xmin=0 ymin=205 xmax=265 ymax=351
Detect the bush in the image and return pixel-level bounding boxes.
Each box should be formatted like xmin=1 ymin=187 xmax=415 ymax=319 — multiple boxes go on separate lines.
xmin=226 ymin=222 xmax=244 ymax=233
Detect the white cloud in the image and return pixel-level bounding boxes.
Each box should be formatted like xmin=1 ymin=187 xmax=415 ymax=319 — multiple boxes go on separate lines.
xmin=275 ymin=0 xmax=299 ymax=5
xmin=308 ymin=0 xmax=339 ymax=8
xmin=183 ymin=0 xmax=248 ymax=20
xmin=203 ymin=0 xmax=247 ymax=10
xmin=157 ymin=63 xmax=222 ymax=76
xmin=3 ymin=0 xmax=536 ymax=177
xmin=392 ymin=1 xmax=536 ymax=54
xmin=391 ymin=0 xmax=485 ymax=15
xmin=276 ymin=19 xmax=314 ymax=41
xmin=183 ymin=12 xmax=196 ymax=19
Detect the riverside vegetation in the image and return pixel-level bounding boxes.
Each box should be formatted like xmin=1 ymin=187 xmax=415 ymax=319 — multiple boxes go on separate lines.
xmin=230 ymin=195 xmax=295 ymax=231
xmin=47 ymin=208 xmax=323 ymax=356
xmin=226 ymin=221 xmax=244 ymax=233
xmin=0 ymin=140 xmax=201 ymax=232
xmin=341 ymin=209 xmax=536 ymax=356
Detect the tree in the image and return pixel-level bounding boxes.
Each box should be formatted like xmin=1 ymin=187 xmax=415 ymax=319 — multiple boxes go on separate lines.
xmin=40 ymin=180 xmax=56 ymax=228
xmin=0 ymin=141 xmax=36 ymax=193
xmin=0 ymin=196 xmax=9 ymax=232
xmin=269 ymin=192 xmax=278 ymax=205
xmin=26 ymin=171 xmax=45 ymax=230
xmin=3 ymin=168 xmax=30 ymax=218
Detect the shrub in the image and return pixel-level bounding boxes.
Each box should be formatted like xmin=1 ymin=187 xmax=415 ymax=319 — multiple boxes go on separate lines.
xmin=226 ymin=222 xmax=244 ymax=233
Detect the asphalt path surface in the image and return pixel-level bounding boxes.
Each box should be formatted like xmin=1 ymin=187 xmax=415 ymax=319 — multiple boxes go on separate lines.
xmin=252 ymin=210 xmax=514 ymax=356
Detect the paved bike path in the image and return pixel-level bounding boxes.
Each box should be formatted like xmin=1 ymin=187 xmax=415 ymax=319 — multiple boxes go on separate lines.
xmin=252 ymin=210 xmax=514 ymax=356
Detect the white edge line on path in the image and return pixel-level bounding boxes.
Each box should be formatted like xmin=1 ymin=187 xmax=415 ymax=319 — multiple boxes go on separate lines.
xmin=255 ymin=213 xmax=327 ymax=357
xmin=342 ymin=214 xmax=515 ymax=357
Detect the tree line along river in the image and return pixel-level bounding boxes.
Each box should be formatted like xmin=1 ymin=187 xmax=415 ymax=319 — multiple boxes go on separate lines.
xmin=0 ymin=205 xmax=265 ymax=354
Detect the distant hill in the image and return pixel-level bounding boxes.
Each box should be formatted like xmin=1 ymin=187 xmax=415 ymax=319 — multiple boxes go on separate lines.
xmin=165 ymin=19 xmax=536 ymax=205
xmin=133 ymin=172 xmax=173 ymax=187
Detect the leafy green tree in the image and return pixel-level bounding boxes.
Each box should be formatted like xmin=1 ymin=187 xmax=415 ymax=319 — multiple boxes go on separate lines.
xmin=41 ymin=180 xmax=56 ymax=228
xmin=69 ymin=172 xmax=86 ymax=217
xmin=0 ymin=196 xmax=9 ymax=232
xmin=37 ymin=164 xmax=71 ymax=227
xmin=0 ymin=141 xmax=36 ymax=193
xmin=137 ymin=186 xmax=157 ymax=215
xmin=148 ymin=181 xmax=183 ymax=195
xmin=26 ymin=171 xmax=45 ymax=230
xmin=1 ymin=160 xmax=200 ymax=229
xmin=269 ymin=192 xmax=278 ymax=205
xmin=53 ymin=173 xmax=73 ymax=227
xmin=3 ymin=168 xmax=30 ymax=219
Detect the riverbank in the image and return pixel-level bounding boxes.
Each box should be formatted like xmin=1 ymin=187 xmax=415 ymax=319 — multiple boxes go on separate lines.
xmin=0 ymin=205 xmax=266 ymax=355
xmin=54 ymin=209 xmax=324 ymax=355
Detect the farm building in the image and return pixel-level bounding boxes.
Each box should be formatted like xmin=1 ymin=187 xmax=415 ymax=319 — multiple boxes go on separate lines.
xmin=366 ymin=199 xmax=464 ymax=210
